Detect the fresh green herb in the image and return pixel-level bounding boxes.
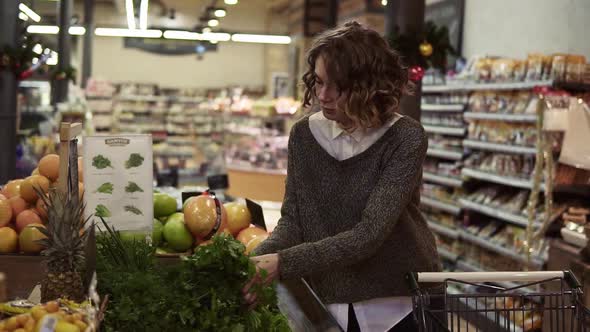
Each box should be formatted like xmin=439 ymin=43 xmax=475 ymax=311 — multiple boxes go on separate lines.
xmin=96 ymin=229 xmax=290 ymax=332
xmin=124 ymin=205 xmax=143 ymax=215
xmin=92 ymin=154 xmax=113 ymax=169
xmin=125 ymin=153 xmax=145 ymax=169
xmin=125 ymin=181 xmax=144 ymax=193
xmin=95 ymin=204 xmax=112 ymax=218
xmin=95 ymin=182 xmax=114 ymax=194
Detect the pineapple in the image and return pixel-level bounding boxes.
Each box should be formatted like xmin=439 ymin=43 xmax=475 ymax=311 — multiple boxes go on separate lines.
xmin=35 ymin=188 xmax=91 ymax=302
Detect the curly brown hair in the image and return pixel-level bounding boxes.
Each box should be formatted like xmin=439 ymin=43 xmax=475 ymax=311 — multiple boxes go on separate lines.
xmin=302 ymin=21 xmax=413 ymax=129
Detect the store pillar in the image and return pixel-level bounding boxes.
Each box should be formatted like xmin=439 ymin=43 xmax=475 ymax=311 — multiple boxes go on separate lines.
xmin=385 ymin=0 xmax=425 ymax=121
xmin=81 ymin=0 xmax=94 ymax=88
xmin=54 ymin=0 xmax=73 ymax=103
xmin=0 ymin=0 xmax=19 ymax=183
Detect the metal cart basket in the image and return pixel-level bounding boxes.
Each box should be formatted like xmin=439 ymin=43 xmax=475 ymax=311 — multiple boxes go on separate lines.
xmin=408 ymin=271 xmax=590 ymax=332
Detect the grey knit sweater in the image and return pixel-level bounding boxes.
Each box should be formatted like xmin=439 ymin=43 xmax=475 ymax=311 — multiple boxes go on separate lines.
xmin=254 ymin=115 xmax=441 ymax=304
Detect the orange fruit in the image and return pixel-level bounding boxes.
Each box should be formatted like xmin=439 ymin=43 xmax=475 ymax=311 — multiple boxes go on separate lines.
xmin=4 ymin=179 xmax=23 ymax=198
xmin=38 ymin=154 xmax=60 ymax=181
xmin=20 ymin=175 xmax=50 ymax=203
xmin=16 ymin=209 xmax=42 ymax=233
xmin=9 ymin=196 xmax=28 ymax=221
xmin=224 ymin=202 xmax=252 ymax=236
xmin=236 ymin=226 xmax=267 ymax=246
xmin=0 ymin=198 xmax=13 ymax=227
xmin=0 ymin=193 xmax=6 ymax=200
xmin=45 ymin=301 xmax=59 ymax=313
xmin=245 ymin=234 xmax=269 ymax=254
xmin=0 ymin=227 xmax=18 ymax=253
xmin=19 ymin=223 xmax=46 ymax=254
xmin=31 ymin=168 xmax=40 ymax=176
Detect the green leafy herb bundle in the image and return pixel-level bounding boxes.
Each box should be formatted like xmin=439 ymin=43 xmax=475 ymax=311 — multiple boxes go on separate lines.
xmin=96 ymin=220 xmax=290 ymax=332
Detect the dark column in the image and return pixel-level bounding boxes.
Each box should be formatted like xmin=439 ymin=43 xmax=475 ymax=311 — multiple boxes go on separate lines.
xmin=81 ymin=0 xmax=94 ymax=88
xmin=0 ymin=0 xmax=19 ymax=183
xmin=385 ymin=0 xmax=425 ymax=121
xmin=55 ymin=0 xmax=72 ymax=102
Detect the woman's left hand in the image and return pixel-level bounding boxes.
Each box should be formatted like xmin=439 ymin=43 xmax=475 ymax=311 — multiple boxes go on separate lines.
xmin=242 ymin=253 xmax=280 ymax=308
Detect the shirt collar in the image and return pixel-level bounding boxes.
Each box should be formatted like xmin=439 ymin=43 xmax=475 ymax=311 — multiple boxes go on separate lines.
xmin=330 ymin=121 xmax=364 ymax=142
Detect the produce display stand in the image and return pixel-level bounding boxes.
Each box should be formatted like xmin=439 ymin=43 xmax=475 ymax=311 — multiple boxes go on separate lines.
xmin=227 ymin=165 xmax=286 ymax=202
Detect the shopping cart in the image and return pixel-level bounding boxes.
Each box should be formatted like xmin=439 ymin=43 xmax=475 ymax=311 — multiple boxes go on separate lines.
xmin=408 ymin=271 xmax=590 ymax=332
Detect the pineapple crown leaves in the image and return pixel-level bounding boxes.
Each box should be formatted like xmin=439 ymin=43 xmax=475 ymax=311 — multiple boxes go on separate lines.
xmin=33 ymin=186 xmax=93 ymax=272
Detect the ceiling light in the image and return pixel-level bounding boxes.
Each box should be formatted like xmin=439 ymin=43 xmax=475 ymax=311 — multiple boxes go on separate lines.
xmin=207 ymin=19 xmax=219 ymax=27
xmin=202 ymin=27 xmax=211 ymax=34
xmin=95 ymin=28 xmax=162 ymax=38
xmin=381 ymin=0 xmax=388 ymax=5
xmin=19 ymin=12 xmax=28 ymax=21
xmin=125 ymin=0 xmax=136 ymax=29
xmin=19 ymin=3 xmax=41 ymax=22
xmin=224 ymin=0 xmax=238 ymax=5
xmin=231 ymin=34 xmax=291 ymax=44
xmin=199 ymin=32 xmax=230 ymax=42
xmin=69 ymin=26 xmax=86 ymax=35
xmin=27 ymin=25 xmax=59 ymax=34
xmin=163 ymin=30 xmax=199 ymax=40
xmin=33 ymin=44 xmax=43 ymax=54
xmin=210 ymin=40 xmax=218 ymax=44
xmin=32 ymin=58 xmax=39 ymax=65
xmin=139 ymin=0 xmax=149 ymax=29
xmin=214 ymin=9 xmax=226 ymax=18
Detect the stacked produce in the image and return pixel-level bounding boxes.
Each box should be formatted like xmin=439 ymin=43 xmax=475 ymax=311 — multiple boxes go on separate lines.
xmin=96 ymin=220 xmax=289 ymax=332
xmin=0 ymin=154 xmax=84 ymax=255
xmin=153 ymin=191 xmax=269 ymax=255
xmin=0 ymin=299 xmax=94 ymax=332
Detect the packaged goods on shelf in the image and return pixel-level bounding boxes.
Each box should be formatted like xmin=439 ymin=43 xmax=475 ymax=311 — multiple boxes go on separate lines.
xmin=424 ymin=159 xmax=462 ymax=179
xmin=422 ymin=113 xmax=464 ymax=127
xmin=422 ymin=93 xmax=469 ymax=105
xmin=466 ymin=120 xmax=537 ymax=146
xmin=467 ymin=91 xmax=536 ymax=114
xmin=428 ymin=136 xmax=463 ymax=151
xmin=464 ymin=152 xmax=536 ymax=179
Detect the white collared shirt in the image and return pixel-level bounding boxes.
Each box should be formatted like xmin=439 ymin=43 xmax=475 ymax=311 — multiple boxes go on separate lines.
xmin=308 ymin=111 xmax=412 ymax=332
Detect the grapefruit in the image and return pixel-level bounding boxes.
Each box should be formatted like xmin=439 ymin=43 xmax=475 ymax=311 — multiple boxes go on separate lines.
xmin=4 ymin=179 xmax=23 ymax=198
xmin=236 ymin=226 xmax=268 ymax=246
xmin=0 ymin=227 xmax=18 ymax=253
xmin=19 ymin=223 xmax=46 ymax=254
xmin=38 ymin=154 xmax=60 ymax=181
xmin=153 ymin=193 xmax=177 ymax=218
xmin=16 ymin=209 xmax=43 ymax=233
xmin=20 ymin=175 xmax=50 ymax=203
xmin=0 ymin=194 xmax=6 ymax=200
xmin=163 ymin=215 xmax=193 ymax=252
xmin=9 ymin=196 xmax=28 ymax=222
xmin=183 ymin=194 xmax=228 ymax=239
xmin=245 ymin=234 xmax=269 ymax=254
xmin=224 ymin=202 xmax=252 ymax=235
xmin=31 ymin=168 xmax=40 ymax=176
xmin=0 ymin=199 xmax=13 ymax=227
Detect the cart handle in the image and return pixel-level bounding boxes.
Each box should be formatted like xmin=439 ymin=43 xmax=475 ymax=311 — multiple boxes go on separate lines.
xmin=415 ymin=271 xmax=568 ymax=283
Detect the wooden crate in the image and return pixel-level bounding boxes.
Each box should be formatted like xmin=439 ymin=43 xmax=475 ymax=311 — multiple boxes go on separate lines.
xmin=0 ymin=254 xmax=44 ymax=299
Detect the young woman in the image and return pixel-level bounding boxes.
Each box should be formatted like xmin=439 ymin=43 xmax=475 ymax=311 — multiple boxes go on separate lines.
xmin=245 ymin=21 xmax=441 ymax=332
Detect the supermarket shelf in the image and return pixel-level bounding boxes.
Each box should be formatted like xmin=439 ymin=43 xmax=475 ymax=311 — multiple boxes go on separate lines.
xmin=427 ymin=220 xmax=459 ymax=239
xmin=561 ymin=228 xmax=587 ymax=248
xmin=463 ymin=112 xmax=537 ymax=123
xmin=424 ymin=125 xmax=466 ymax=136
xmin=422 ymin=80 xmax=553 ymax=93
xmin=459 ymin=230 xmax=544 ymax=267
xmin=227 ymin=165 xmax=288 ymax=176
xmin=421 ymin=196 xmax=461 ymax=215
xmin=427 ymin=147 xmax=464 ymax=160
xmin=421 ymin=103 xmax=465 ymax=112
xmin=437 ymin=247 xmax=459 ymax=261
xmin=459 ymin=198 xmax=539 ymax=228
xmin=461 ymin=168 xmax=544 ymax=190
xmin=554 ymin=81 xmax=590 ymax=93
xmin=423 ymin=172 xmax=463 ymax=187
xmin=463 ymin=140 xmax=537 ymax=155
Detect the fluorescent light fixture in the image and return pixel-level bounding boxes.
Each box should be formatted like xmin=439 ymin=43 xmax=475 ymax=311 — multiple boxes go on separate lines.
xmin=214 ymin=9 xmax=226 ymax=18
xmin=27 ymin=25 xmax=59 ymax=34
xmin=95 ymin=28 xmax=162 ymax=38
xmin=199 ymin=32 xmax=230 ymax=42
xmin=139 ymin=0 xmax=149 ymax=29
xmin=208 ymin=19 xmax=219 ymax=27
xmin=224 ymin=0 xmax=238 ymax=4
xmin=19 ymin=3 xmax=41 ymax=22
xmin=47 ymin=51 xmax=58 ymax=65
xmin=32 ymin=58 xmax=39 ymax=65
xmin=202 ymin=27 xmax=212 ymax=34
xmin=69 ymin=26 xmax=86 ymax=35
xmin=381 ymin=0 xmax=388 ymax=5
xmin=231 ymin=34 xmax=291 ymax=44
xmin=125 ymin=0 xmax=136 ymax=29
xmin=33 ymin=44 xmax=43 ymax=54
xmin=19 ymin=12 xmax=29 ymax=21
xmin=163 ymin=30 xmax=199 ymax=40
xmin=210 ymin=40 xmax=218 ymax=44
